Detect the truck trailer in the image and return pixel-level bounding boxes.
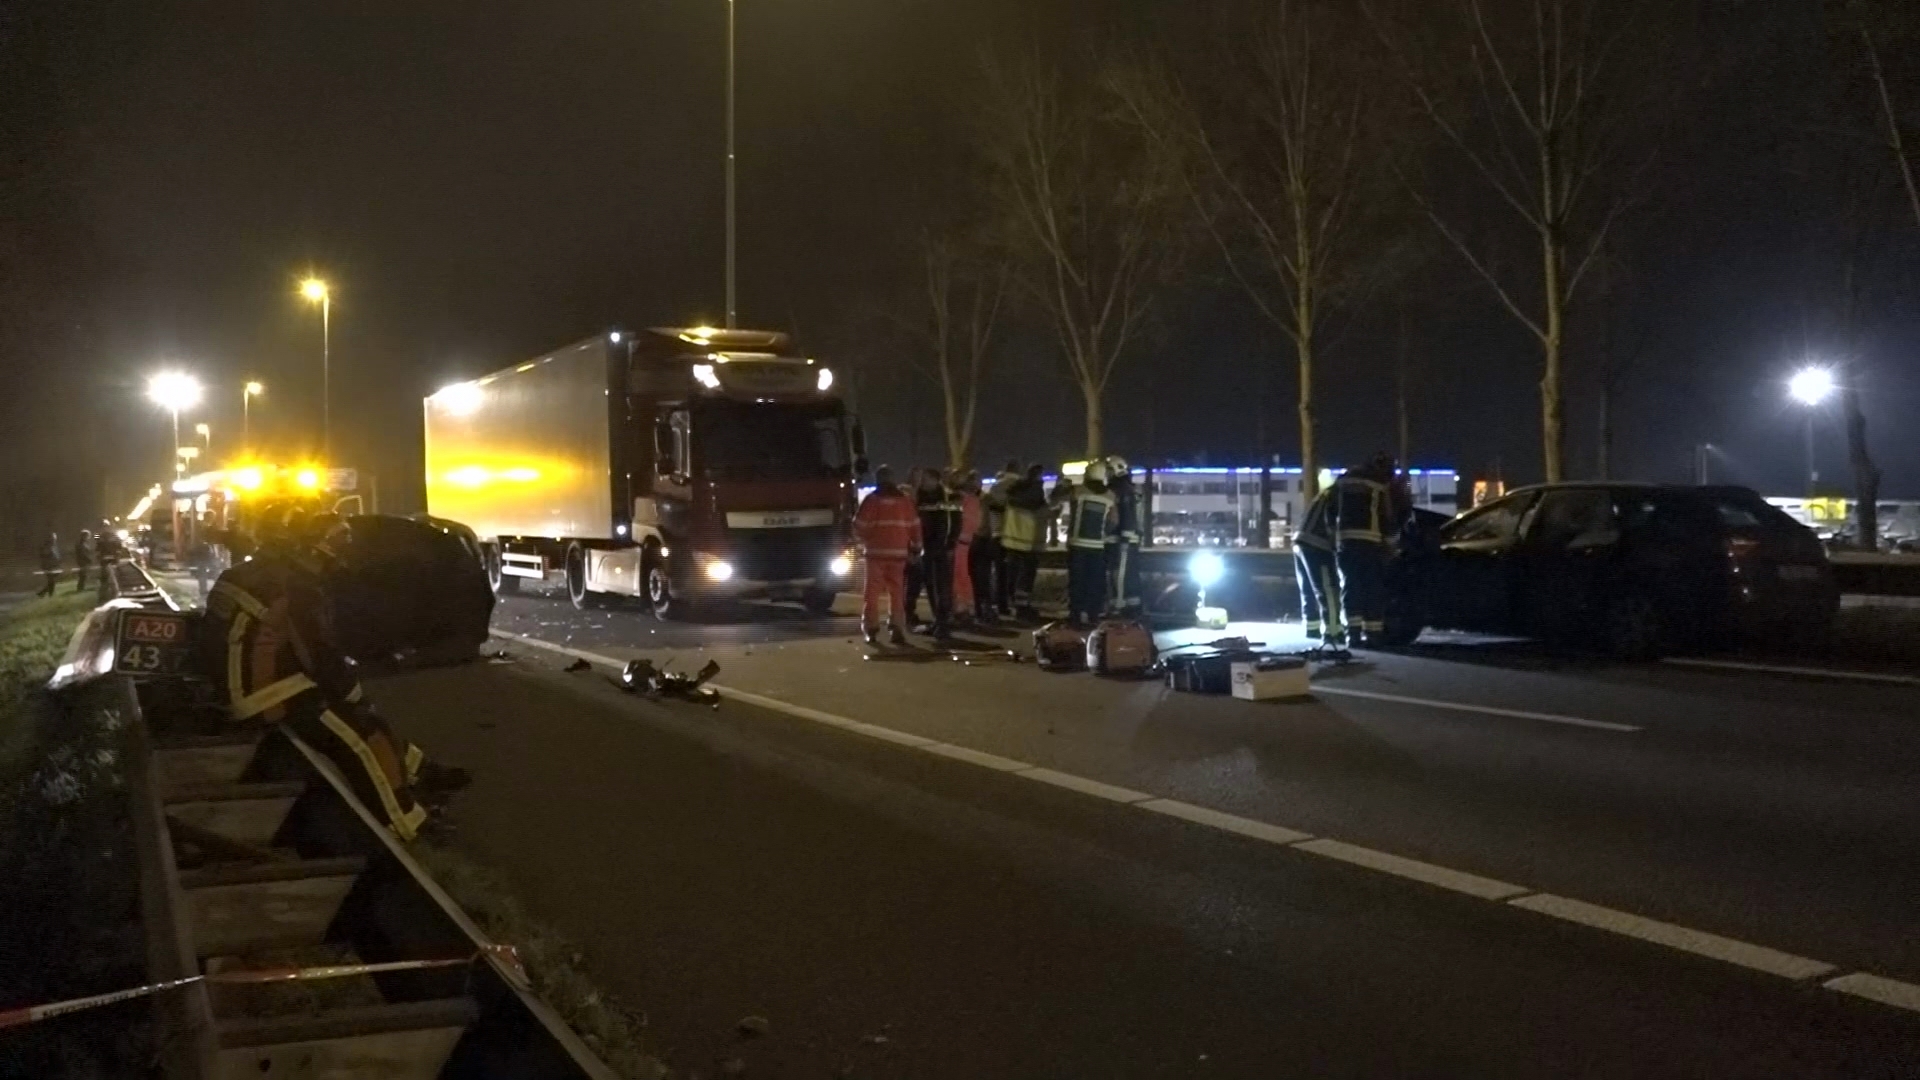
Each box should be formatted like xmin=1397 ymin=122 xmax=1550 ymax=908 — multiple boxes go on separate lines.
xmin=423 ymin=326 xmax=863 ymax=617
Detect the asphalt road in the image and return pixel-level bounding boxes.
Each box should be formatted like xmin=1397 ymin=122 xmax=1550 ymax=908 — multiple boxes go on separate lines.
xmin=357 ymin=581 xmax=1920 ymax=1076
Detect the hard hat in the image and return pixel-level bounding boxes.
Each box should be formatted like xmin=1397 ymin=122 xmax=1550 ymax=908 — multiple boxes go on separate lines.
xmin=1106 ymin=455 xmax=1129 ymax=477
xmin=1085 ymin=460 xmax=1109 ymax=484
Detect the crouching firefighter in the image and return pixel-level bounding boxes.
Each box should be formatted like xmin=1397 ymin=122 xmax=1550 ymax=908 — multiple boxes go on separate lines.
xmin=1293 ymin=483 xmax=1344 ymax=647
xmin=196 ymin=511 xmax=466 ymax=841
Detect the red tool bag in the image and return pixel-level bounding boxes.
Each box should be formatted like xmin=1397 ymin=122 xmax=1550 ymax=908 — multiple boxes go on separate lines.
xmin=1032 ymin=622 xmax=1088 ymax=671
xmin=1086 ymin=619 xmax=1156 ymax=677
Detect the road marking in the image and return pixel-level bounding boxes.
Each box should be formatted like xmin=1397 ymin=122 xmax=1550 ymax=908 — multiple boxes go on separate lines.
xmin=1137 ymin=799 xmax=1314 ymax=845
xmin=1508 ymin=894 xmax=1835 ymax=980
xmin=1019 ymin=768 xmax=1154 ymax=804
xmin=1295 ymin=839 xmax=1531 ymax=901
xmin=1661 ymin=657 xmax=1920 ymax=687
xmin=488 ymin=627 xmax=1915 ymax=1016
xmin=1823 ymin=973 xmax=1920 ymax=1015
xmin=1312 ymin=686 xmax=1641 ymax=732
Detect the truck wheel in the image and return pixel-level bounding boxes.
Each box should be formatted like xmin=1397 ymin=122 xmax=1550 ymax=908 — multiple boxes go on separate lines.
xmin=644 ymin=550 xmax=694 ymax=621
xmin=565 ymin=544 xmax=606 ymax=610
xmin=485 ymin=545 xmax=518 ymax=595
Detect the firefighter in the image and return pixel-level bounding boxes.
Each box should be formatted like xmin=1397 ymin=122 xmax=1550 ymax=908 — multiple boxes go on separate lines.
xmin=1105 ymin=456 xmax=1143 ymax=617
xmin=1332 ymin=454 xmax=1406 ymax=647
xmin=982 ymin=460 xmax=1022 ymax=618
xmin=915 ymin=467 xmax=962 ymax=639
xmin=195 ymin=510 xmax=466 ymax=842
xmin=37 ymin=531 xmax=60 ymax=597
xmin=854 ymin=465 xmax=921 ymax=645
xmin=999 ymin=464 xmax=1047 ymax=622
xmin=1293 ymin=484 xmax=1342 ymax=646
xmin=951 ymin=469 xmax=982 ymax=624
xmin=1066 ymin=461 xmax=1117 ymax=626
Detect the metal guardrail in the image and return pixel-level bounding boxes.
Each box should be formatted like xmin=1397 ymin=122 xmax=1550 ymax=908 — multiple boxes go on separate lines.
xmin=49 ymin=562 xmax=618 ymax=1079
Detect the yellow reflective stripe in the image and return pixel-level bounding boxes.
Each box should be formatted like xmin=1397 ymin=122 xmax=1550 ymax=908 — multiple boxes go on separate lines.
xmin=346 ymin=683 xmax=365 ymax=704
xmin=317 ymin=710 xmax=424 ymax=841
xmin=212 ymin=581 xmax=267 ymax=619
xmin=403 ymin=742 xmax=424 ymax=781
xmin=226 ymin=613 xmax=250 ymax=714
xmin=233 ymin=673 xmax=318 ymax=721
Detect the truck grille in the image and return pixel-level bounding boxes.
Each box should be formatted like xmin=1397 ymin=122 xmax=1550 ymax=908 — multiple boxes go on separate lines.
xmin=725 ymin=526 xmax=841 ymax=582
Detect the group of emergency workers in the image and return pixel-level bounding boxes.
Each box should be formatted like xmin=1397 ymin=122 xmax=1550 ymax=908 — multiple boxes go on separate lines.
xmin=852 ymin=457 xmax=1145 ymax=645
xmin=1292 ymin=453 xmax=1414 ymax=649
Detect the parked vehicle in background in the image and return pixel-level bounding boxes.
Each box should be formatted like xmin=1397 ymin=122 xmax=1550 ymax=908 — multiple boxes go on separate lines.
xmin=423 ymin=326 xmax=863 ymax=618
xmin=1383 ymin=484 xmax=1839 ymax=658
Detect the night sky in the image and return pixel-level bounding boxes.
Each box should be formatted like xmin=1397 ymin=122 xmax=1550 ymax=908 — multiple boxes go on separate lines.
xmin=2 ymin=0 xmax=1916 ymax=535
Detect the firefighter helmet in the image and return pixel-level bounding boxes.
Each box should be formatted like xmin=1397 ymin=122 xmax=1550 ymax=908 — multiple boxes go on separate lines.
xmin=1084 ymin=460 xmax=1110 ymax=485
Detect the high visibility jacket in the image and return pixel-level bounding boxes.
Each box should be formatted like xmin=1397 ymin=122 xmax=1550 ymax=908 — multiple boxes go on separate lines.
xmin=855 ymin=488 xmax=922 ymax=559
xmin=1000 ymin=475 xmax=1048 ymax=553
xmin=958 ymin=492 xmax=983 ymax=543
xmin=1295 ymin=489 xmax=1337 ymax=551
xmin=198 ymin=549 xmax=363 ymax=723
xmin=1331 ymin=475 xmax=1398 ymax=547
xmin=983 ymin=472 xmax=1017 ymax=538
xmin=1068 ymin=489 xmax=1116 ymax=550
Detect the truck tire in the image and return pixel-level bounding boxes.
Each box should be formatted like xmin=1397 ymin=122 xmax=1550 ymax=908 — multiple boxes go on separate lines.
xmin=485 ymin=544 xmax=518 ymax=596
xmin=565 ymin=543 xmax=608 ymax=610
xmin=644 ymin=546 xmax=695 ymax=621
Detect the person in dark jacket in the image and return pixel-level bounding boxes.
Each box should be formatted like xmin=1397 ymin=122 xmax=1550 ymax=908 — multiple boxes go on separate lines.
xmin=72 ymin=529 xmax=96 ymax=593
xmin=914 ymin=467 xmax=963 ymax=639
xmin=37 ymin=532 xmax=60 ymax=597
xmin=1331 ymin=454 xmax=1406 ymax=647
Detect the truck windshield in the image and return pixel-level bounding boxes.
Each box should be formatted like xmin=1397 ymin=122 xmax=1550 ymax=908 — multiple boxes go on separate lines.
xmin=696 ymin=400 xmax=849 ymax=480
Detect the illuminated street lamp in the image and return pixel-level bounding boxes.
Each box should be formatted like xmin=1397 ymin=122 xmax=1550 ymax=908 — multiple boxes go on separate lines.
xmin=1788 ymin=366 xmax=1836 ymax=496
xmin=146 ymin=372 xmax=203 ymax=475
xmin=243 ymin=381 xmax=264 ymax=446
xmin=299 ymin=276 xmax=332 ymax=455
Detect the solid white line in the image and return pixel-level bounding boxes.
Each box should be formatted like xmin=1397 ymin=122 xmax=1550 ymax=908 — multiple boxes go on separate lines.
xmin=1823 ymin=973 xmax=1920 ymax=1015
xmin=1018 ymin=768 xmax=1154 ymax=805
xmin=1661 ymin=657 xmax=1920 ymax=687
xmin=1295 ymin=839 xmax=1531 ymax=901
xmin=1312 ymin=685 xmax=1640 ymax=732
xmin=922 ymin=743 xmax=1035 ymax=772
xmin=1138 ymin=799 xmax=1314 ymax=845
xmin=1509 ymin=894 xmax=1836 ymax=980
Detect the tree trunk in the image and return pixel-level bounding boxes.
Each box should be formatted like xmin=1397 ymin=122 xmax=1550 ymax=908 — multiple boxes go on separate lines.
xmin=1844 ymin=385 xmax=1881 ymax=550
xmin=1297 ymin=331 xmax=1317 ymax=499
xmin=1395 ymin=316 xmax=1411 ymax=469
xmin=1595 ymin=382 xmax=1613 ymax=481
xmin=1540 ymin=230 xmax=1567 ymax=484
xmin=1082 ymin=380 xmax=1105 ymax=460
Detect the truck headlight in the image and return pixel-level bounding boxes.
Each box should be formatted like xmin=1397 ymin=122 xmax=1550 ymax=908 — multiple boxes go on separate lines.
xmin=829 ymin=555 xmax=852 ymax=577
xmin=705 ymin=559 xmax=735 ymax=582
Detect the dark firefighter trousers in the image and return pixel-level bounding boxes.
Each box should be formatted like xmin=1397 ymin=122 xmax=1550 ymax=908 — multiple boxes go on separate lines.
xmin=1107 ymin=541 xmax=1142 ymax=615
xmin=1002 ymin=548 xmax=1039 ymax=615
xmin=969 ymin=536 xmax=1000 ymax=618
xmin=1295 ymin=544 xmax=1343 ymax=643
xmin=1068 ymin=546 xmax=1108 ymax=623
xmin=1338 ymin=541 xmax=1390 ymax=643
xmin=278 ymin=690 xmax=428 ymax=840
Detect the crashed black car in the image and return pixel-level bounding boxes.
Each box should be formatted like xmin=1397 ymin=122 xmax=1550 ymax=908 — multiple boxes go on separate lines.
xmin=328 ymin=515 xmax=495 ymax=668
xmin=1381 ymin=484 xmax=1839 ymax=658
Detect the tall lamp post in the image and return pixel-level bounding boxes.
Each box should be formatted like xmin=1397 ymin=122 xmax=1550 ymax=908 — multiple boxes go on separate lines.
xmin=146 ymin=372 xmax=204 ymax=477
xmin=725 ymin=0 xmax=737 ymax=329
xmin=1788 ymin=366 xmax=1835 ymax=498
xmin=300 ymin=277 xmax=332 ymax=456
xmin=194 ymin=422 xmax=211 ymax=453
xmin=243 ymin=381 xmax=264 ymax=447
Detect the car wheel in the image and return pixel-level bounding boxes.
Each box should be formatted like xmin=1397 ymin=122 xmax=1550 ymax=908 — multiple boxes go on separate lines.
xmin=1604 ymin=590 xmax=1666 ymax=660
xmin=485 ymin=544 xmax=518 ymax=596
xmin=802 ymin=586 xmax=838 ymax=616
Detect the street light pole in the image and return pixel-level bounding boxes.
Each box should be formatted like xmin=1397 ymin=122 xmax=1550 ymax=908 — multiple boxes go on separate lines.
xmin=725 ymin=0 xmax=738 ymax=329
xmin=1805 ymin=411 xmax=1817 ymax=497
xmin=243 ymin=382 xmax=263 ymax=447
xmin=300 ymin=278 xmax=332 ymax=457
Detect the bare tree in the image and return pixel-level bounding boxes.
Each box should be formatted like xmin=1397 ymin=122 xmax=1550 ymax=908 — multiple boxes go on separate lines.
xmin=1112 ymin=2 xmax=1376 ymax=499
xmin=1849 ymin=1 xmax=1920 ymax=230
xmin=1372 ymin=0 xmax=1650 ymax=483
xmin=976 ymin=50 xmax=1181 ymax=458
xmin=908 ymin=228 xmax=1008 ymax=469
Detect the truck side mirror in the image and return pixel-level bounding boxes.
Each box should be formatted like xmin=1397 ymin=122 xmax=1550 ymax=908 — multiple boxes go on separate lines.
xmin=653 ymin=422 xmax=672 ymax=475
xmin=849 ymin=421 xmax=868 ymax=459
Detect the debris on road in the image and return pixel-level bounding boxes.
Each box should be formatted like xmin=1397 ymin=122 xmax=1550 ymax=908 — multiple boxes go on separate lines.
xmin=564 ymin=658 xmax=593 ymax=673
xmin=618 ymin=657 xmax=722 ymax=705
xmin=736 ymin=1015 xmax=770 ymax=1038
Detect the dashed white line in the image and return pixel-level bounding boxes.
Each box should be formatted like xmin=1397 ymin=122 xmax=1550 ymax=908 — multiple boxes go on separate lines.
xmin=1295 ymin=839 xmax=1532 ymax=901
xmin=1312 ymin=685 xmax=1640 ymax=732
xmin=1508 ymin=894 xmax=1835 ymax=980
xmin=488 ymin=627 xmax=1914 ymax=1017
xmin=1661 ymin=657 xmax=1920 ymax=687
xmin=1823 ymin=973 xmax=1920 ymax=1015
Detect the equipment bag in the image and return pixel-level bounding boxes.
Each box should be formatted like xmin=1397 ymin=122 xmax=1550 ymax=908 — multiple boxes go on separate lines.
xmin=1086 ymin=619 xmax=1156 ymax=677
xmin=1162 ymin=648 xmax=1257 ymax=694
xmin=1033 ymin=622 xmax=1088 ymax=672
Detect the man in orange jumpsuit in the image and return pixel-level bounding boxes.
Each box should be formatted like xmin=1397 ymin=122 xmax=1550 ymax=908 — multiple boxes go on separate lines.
xmin=855 ymin=465 xmax=922 ymax=646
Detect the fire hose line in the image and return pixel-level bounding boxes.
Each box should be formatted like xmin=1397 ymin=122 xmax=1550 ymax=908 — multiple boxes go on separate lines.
xmin=0 ymin=945 xmax=526 ymax=1030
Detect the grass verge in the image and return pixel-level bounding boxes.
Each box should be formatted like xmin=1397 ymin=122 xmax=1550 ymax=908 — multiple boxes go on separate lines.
xmin=0 ymin=591 xmax=148 ymax=1078
xmin=410 ymin=841 xmax=669 ymax=1080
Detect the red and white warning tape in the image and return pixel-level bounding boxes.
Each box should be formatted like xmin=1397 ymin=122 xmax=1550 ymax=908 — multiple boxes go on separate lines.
xmin=0 ymin=946 xmax=524 ymax=1030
